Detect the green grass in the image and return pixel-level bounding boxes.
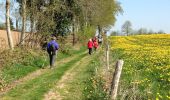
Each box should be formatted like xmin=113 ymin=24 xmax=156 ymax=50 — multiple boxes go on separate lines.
xmin=1 ymin=52 xmax=87 ymax=100
xmin=82 ymin=54 xmax=108 ymax=100
xmin=1 ymin=47 xmax=86 ymax=85
xmin=58 ymin=51 xmax=108 ymax=100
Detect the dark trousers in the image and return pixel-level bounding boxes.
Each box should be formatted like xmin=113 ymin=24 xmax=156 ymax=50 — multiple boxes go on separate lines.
xmin=89 ymin=48 xmax=92 ymax=55
xmin=48 ymin=53 xmax=56 ymax=67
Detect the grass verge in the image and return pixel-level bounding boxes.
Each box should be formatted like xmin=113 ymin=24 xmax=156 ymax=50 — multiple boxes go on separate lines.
xmin=82 ymin=52 xmax=108 ymax=100
xmin=1 ymin=52 xmax=86 ymax=100
xmin=58 ymin=51 xmax=109 ymax=100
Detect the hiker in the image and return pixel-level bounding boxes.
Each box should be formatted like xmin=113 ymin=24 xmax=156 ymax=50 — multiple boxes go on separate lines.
xmin=98 ymin=34 xmax=103 ymax=45
xmin=92 ymin=36 xmax=97 ymax=42
xmin=47 ymin=37 xmax=59 ymax=68
xmin=93 ymin=39 xmax=98 ymax=51
xmin=87 ymin=39 xmax=93 ymax=55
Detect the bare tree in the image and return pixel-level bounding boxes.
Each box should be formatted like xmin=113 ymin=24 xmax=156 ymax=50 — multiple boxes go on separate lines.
xmin=158 ymin=30 xmax=165 ymax=34
xmin=137 ymin=28 xmax=148 ymax=35
xmin=12 ymin=9 xmax=20 ymax=31
xmin=20 ymin=0 xmax=26 ymax=44
xmin=122 ymin=20 xmax=132 ymax=36
xmin=6 ymin=0 xmax=14 ymax=50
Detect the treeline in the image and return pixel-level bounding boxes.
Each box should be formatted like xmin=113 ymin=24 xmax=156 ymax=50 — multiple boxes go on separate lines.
xmin=111 ymin=20 xmax=166 ymax=36
xmin=1 ymin=0 xmax=122 ymax=49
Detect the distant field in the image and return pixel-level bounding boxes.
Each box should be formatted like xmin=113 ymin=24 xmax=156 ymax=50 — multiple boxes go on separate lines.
xmin=109 ymin=34 xmax=170 ymax=99
xmin=0 ymin=30 xmax=20 ymax=49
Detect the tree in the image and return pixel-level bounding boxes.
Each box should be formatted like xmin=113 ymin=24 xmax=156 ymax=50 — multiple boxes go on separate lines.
xmin=158 ymin=30 xmax=165 ymax=34
xmin=122 ymin=20 xmax=132 ymax=36
xmin=14 ymin=0 xmax=122 ymax=46
xmin=9 ymin=17 xmax=14 ymax=30
xmin=20 ymin=0 xmax=27 ymax=44
xmin=12 ymin=9 xmax=20 ymax=31
xmin=137 ymin=28 xmax=148 ymax=35
xmin=77 ymin=0 xmax=122 ymax=34
xmin=148 ymin=29 xmax=154 ymax=34
xmin=110 ymin=31 xmax=117 ymax=36
xmin=6 ymin=0 xmax=14 ymax=50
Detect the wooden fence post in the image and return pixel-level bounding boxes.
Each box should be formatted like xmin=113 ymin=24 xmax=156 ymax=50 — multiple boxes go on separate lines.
xmin=110 ymin=60 xmax=124 ymax=100
xmin=106 ymin=44 xmax=109 ymax=70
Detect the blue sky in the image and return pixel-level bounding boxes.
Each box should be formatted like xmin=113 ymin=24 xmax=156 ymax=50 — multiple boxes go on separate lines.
xmin=111 ymin=0 xmax=170 ymax=33
xmin=0 ymin=0 xmax=18 ymax=22
xmin=0 ymin=0 xmax=5 ymax=23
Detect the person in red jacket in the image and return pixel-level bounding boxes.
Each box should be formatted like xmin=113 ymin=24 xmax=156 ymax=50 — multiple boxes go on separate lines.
xmin=93 ymin=39 xmax=98 ymax=51
xmin=87 ymin=39 xmax=93 ymax=55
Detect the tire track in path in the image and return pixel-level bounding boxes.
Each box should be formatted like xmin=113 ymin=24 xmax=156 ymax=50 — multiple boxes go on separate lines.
xmin=43 ymin=52 xmax=97 ymax=100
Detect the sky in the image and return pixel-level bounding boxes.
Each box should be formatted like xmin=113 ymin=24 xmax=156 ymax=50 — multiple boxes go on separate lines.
xmin=0 ymin=0 xmax=6 ymax=20
xmin=110 ymin=0 xmax=170 ymax=33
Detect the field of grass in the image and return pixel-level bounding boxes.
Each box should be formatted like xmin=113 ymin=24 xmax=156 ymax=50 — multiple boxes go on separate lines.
xmin=109 ymin=34 xmax=170 ymax=99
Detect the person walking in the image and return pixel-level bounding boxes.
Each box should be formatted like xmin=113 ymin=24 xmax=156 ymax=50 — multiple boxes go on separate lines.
xmin=93 ymin=39 xmax=98 ymax=51
xmin=87 ymin=39 xmax=93 ymax=55
xmin=98 ymin=34 xmax=103 ymax=45
xmin=47 ymin=37 xmax=59 ymax=68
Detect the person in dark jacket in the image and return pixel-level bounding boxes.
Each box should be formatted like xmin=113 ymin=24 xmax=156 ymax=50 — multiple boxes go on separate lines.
xmin=87 ymin=39 xmax=93 ymax=55
xmin=47 ymin=37 xmax=59 ymax=68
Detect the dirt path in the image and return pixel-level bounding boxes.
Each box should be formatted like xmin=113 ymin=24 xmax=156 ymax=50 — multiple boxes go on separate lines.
xmin=43 ymin=53 xmax=95 ymax=100
xmin=0 ymin=51 xmax=86 ymax=96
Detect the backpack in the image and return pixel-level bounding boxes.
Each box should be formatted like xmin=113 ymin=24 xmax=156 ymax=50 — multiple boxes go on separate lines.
xmin=98 ymin=38 xmax=102 ymax=42
xmin=48 ymin=43 xmax=56 ymax=54
xmin=98 ymin=35 xmax=103 ymax=42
